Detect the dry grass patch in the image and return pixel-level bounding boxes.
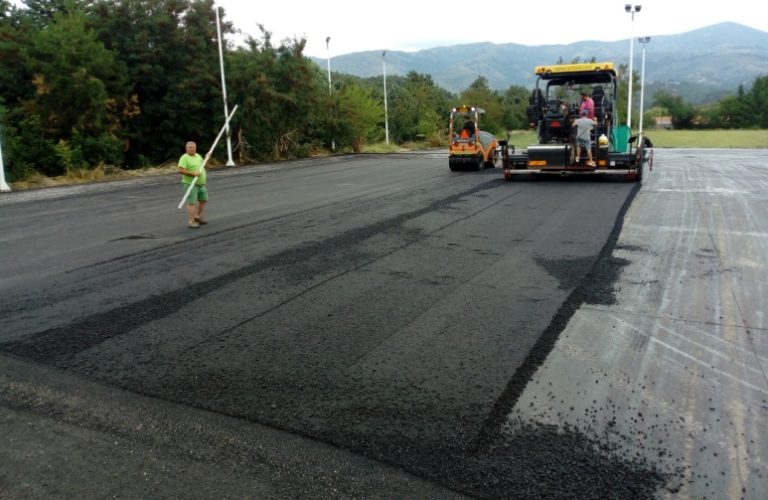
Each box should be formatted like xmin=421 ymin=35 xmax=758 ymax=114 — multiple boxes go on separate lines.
xmin=10 ymin=160 xmax=186 ymax=190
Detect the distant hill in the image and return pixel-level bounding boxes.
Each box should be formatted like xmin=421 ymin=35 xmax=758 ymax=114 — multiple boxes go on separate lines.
xmin=311 ymin=23 xmax=768 ymax=104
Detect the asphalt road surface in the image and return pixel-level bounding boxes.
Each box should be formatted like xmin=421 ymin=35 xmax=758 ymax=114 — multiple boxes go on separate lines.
xmin=1 ymin=149 xmax=766 ymax=499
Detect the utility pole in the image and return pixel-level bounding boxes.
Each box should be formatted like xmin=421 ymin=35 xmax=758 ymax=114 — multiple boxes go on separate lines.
xmin=326 ymin=36 xmax=335 ymax=151
xmin=383 ymin=50 xmax=389 ymax=145
xmin=624 ymin=4 xmax=642 ymax=130
xmin=0 ymin=130 xmax=10 ymax=192
xmin=215 ymin=5 xmax=235 ymax=166
xmin=638 ymin=36 xmax=651 ymax=137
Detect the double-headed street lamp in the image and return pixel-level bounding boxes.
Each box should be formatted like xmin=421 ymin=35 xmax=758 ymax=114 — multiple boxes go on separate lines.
xmin=638 ymin=36 xmax=651 ymax=136
xmin=625 ymin=4 xmax=642 ymax=130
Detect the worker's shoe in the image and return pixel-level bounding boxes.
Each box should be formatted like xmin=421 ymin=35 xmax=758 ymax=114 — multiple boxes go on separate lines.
xmin=575 ymin=157 xmax=580 ymax=163
xmin=587 ymin=161 xmax=596 ymax=167
xmin=194 ymin=217 xmax=208 ymax=225
xmin=188 ymin=221 xmax=200 ymax=228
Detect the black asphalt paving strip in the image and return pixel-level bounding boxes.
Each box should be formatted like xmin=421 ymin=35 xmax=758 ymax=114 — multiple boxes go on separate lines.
xmin=455 ymin=181 xmax=675 ymax=497
xmin=350 ymin=419 xmax=669 ymax=499
xmin=1 ymin=176 xmax=676 ymax=498
xmin=476 ymin=182 xmax=641 ymax=448
xmin=0 ymin=180 xmax=501 ymax=363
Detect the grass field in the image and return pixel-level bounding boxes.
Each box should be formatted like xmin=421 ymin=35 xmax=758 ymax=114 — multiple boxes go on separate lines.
xmin=636 ymin=129 xmax=767 ymax=148
xmin=505 ymin=129 xmax=768 ymax=149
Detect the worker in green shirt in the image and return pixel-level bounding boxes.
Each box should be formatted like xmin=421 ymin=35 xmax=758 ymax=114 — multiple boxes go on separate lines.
xmin=178 ymin=141 xmax=211 ymax=229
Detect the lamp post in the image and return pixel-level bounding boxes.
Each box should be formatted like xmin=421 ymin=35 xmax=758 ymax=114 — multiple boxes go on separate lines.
xmin=215 ymin=6 xmax=235 ymax=166
xmin=325 ymin=36 xmax=332 ymax=95
xmin=326 ymin=36 xmax=335 ymax=151
xmin=638 ymin=36 xmax=651 ymax=137
xmin=0 ymin=129 xmax=10 ymax=192
xmin=624 ymin=4 xmax=641 ymax=130
xmin=382 ymin=50 xmax=389 ymax=145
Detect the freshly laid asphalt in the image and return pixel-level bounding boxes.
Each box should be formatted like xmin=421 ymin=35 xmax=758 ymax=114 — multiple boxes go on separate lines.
xmin=1 ymin=149 xmax=766 ymax=498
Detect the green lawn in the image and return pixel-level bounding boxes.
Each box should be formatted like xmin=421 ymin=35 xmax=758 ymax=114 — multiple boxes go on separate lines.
xmin=504 ymin=129 xmax=768 ymax=149
xmin=639 ymin=129 xmax=767 ymax=148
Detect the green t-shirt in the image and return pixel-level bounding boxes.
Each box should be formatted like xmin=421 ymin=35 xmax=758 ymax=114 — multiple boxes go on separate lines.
xmin=179 ymin=153 xmax=206 ymax=185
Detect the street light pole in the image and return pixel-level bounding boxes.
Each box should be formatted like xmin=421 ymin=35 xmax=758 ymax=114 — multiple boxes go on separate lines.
xmin=624 ymin=4 xmax=641 ymax=130
xmin=325 ymin=37 xmax=332 ymax=95
xmin=382 ymin=50 xmax=389 ymax=145
xmin=638 ymin=36 xmax=651 ymax=137
xmin=0 ymin=128 xmax=10 ymax=192
xmin=326 ymin=36 xmax=335 ymax=151
xmin=215 ymin=6 xmax=235 ymax=166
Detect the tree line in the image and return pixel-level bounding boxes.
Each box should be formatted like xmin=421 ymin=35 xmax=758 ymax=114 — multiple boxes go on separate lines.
xmin=651 ymin=81 xmax=768 ymax=129
xmin=1 ymin=0 xmax=765 ymax=182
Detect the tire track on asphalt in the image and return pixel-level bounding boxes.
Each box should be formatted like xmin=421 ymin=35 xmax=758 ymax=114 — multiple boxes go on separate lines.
xmin=0 ymin=180 xmax=505 ymax=364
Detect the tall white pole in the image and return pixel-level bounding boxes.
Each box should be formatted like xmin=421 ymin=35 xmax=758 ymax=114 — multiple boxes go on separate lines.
xmin=215 ymin=6 xmax=235 ymax=166
xmin=638 ymin=37 xmax=650 ymax=137
xmin=625 ymin=4 xmax=641 ymax=130
xmin=0 ymin=131 xmax=10 ymax=193
xmin=383 ymin=50 xmax=389 ymax=145
xmin=326 ymin=36 xmax=335 ymax=151
xmin=627 ymin=25 xmax=634 ymax=130
xmin=326 ymin=37 xmax=332 ymax=95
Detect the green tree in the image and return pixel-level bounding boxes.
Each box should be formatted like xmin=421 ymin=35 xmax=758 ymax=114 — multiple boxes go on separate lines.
xmin=1 ymin=109 xmax=58 ymax=180
xmin=0 ymin=0 xmax=36 ymax=106
xmin=502 ymin=85 xmax=530 ymax=130
xmin=29 ymin=11 xmax=126 ymax=136
xmin=459 ymin=76 xmax=503 ymax=134
xmin=749 ymin=75 xmax=768 ymax=128
xmin=335 ymin=82 xmax=382 ymax=152
xmin=91 ymin=0 xmax=221 ymax=165
xmin=717 ymin=90 xmax=750 ymax=129
xmin=713 ymin=76 xmax=768 ymax=129
xmin=388 ymin=71 xmax=451 ymax=143
xmin=15 ymin=7 xmax=131 ymax=174
xmin=226 ymin=27 xmax=324 ymax=160
xmin=652 ymin=91 xmax=696 ymax=129
xmin=19 ymin=0 xmax=89 ymax=27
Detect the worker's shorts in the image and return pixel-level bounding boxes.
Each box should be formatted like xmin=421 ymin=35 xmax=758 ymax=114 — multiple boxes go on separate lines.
xmin=183 ymin=183 xmax=208 ymax=205
xmin=577 ymin=138 xmax=591 ymax=149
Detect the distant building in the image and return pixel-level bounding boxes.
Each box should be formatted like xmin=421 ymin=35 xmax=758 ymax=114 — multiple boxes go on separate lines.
xmin=655 ymin=115 xmax=673 ymax=129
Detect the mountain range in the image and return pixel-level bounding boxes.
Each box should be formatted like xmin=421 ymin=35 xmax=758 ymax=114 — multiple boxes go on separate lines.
xmin=312 ymin=22 xmax=768 ymax=104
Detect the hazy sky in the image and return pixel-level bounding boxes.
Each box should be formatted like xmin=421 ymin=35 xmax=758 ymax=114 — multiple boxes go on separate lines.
xmin=217 ymin=0 xmax=766 ymax=58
